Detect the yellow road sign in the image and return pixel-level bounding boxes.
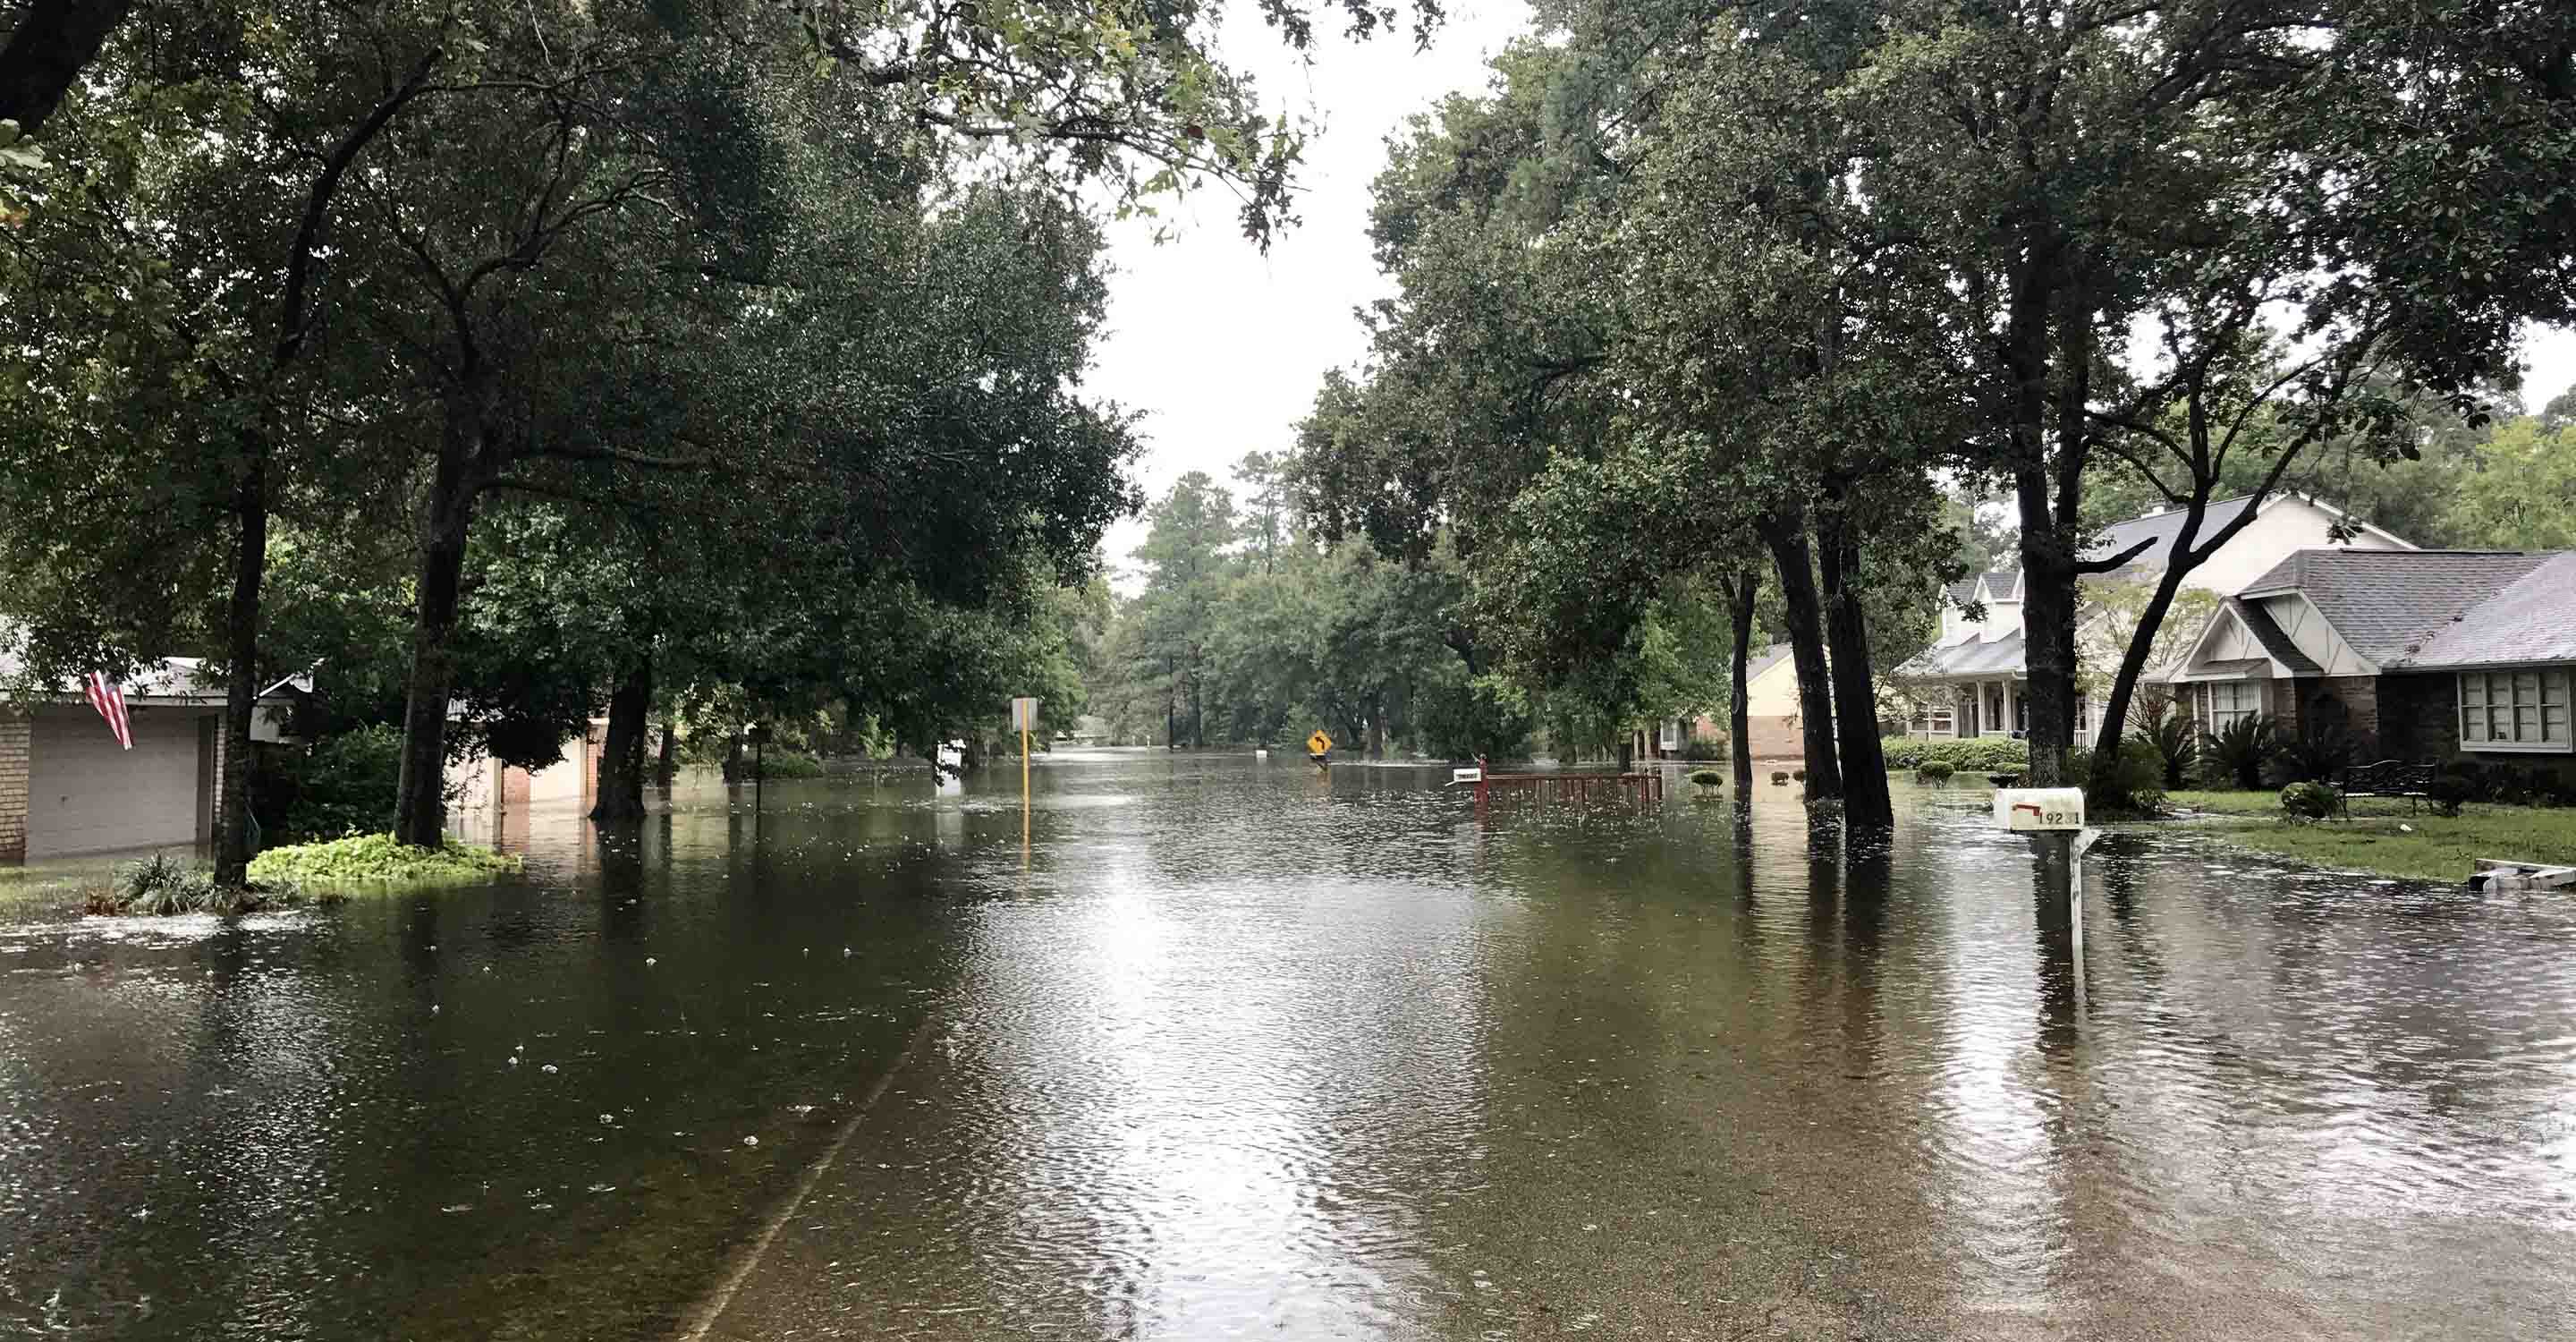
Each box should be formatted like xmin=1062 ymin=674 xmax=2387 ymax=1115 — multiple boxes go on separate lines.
xmin=1307 ymin=730 xmax=1332 ymax=756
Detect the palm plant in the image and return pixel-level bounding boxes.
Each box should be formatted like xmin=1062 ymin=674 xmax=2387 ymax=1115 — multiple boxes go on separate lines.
xmin=2203 ymin=713 xmax=2281 ymax=791
xmin=2142 ymin=710 xmax=2199 ymax=790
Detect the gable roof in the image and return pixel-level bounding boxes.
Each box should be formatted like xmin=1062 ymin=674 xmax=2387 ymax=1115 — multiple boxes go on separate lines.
xmin=2238 ymin=549 xmax=2551 ymax=666
xmin=1744 ymin=643 xmax=1795 ymax=684
xmin=2091 ymin=493 xmax=2416 ymax=573
xmin=2095 ymin=496 xmax=2261 ymax=568
xmin=2229 ymin=599 xmax=2323 ymax=675
xmin=1944 ymin=567 xmax=2021 ymax=607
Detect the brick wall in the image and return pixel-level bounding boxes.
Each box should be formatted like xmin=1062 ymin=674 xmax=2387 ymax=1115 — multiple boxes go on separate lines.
xmin=0 ymin=709 xmax=25 ymax=862
xmin=2379 ymin=672 xmax=2461 ymax=761
xmin=1746 ymin=714 xmax=1805 ymax=760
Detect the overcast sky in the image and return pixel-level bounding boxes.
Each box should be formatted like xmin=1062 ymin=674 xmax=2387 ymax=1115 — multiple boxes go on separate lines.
xmin=1082 ymin=5 xmax=2576 ymax=583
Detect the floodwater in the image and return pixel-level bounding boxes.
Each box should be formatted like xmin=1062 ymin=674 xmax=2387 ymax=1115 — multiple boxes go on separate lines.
xmin=4 ymin=752 xmax=2574 ymax=1340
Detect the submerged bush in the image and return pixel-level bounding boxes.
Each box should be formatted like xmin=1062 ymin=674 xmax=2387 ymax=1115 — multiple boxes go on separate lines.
xmin=2280 ymin=781 xmax=2338 ymax=821
xmin=84 ymin=853 xmax=327 ymax=917
xmin=1917 ymin=760 xmax=1955 ymax=785
xmin=1770 ymin=770 xmax=1791 ymax=786
xmin=2071 ymin=739 xmax=2167 ymax=816
xmin=1687 ymin=769 xmax=1724 ymax=788
xmin=247 ymin=833 xmax=521 ymax=888
xmin=1678 ymin=736 xmax=1729 ymax=761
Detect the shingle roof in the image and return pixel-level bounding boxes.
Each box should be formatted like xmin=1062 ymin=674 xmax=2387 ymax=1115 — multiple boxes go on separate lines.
xmin=1744 ymin=643 xmax=1795 ymax=683
xmin=1945 ymin=567 xmax=2020 ymax=607
xmin=2402 ymin=552 xmax=2576 ymax=669
xmin=2229 ymin=599 xmax=2322 ymax=675
xmin=2093 ymin=496 xmax=2262 ymax=568
xmin=2237 ymin=549 xmax=2551 ymax=666
xmin=1894 ymin=629 xmax=2026 ymax=679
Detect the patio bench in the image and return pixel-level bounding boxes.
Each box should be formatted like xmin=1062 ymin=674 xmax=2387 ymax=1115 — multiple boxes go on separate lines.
xmin=2339 ymin=759 xmax=2436 ymax=814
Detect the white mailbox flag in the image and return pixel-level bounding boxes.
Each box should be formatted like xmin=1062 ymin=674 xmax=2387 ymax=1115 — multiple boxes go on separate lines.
xmin=1993 ymin=787 xmax=2086 ymax=831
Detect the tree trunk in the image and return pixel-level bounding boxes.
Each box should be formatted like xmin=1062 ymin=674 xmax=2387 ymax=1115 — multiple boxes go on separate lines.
xmin=391 ymin=424 xmax=480 ymax=846
xmin=654 ymin=718 xmax=677 ymax=786
xmin=0 ymin=0 xmax=136 ymax=134
xmin=212 ymin=461 xmax=267 ymax=886
xmin=1759 ymin=514 xmax=1843 ymax=801
xmin=1727 ymin=569 xmax=1758 ymax=794
xmin=722 ymin=734 xmax=745 ymax=782
xmin=2019 ymin=536 xmax=2081 ymax=787
xmin=1818 ymin=506 xmax=1894 ymax=828
xmin=590 ymin=654 xmax=652 ymax=821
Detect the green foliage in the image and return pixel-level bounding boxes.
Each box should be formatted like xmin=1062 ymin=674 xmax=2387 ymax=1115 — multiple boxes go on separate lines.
xmin=271 ymin=726 xmax=403 ymax=844
xmin=84 ymin=854 xmax=328 ymax=917
xmin=1877 ymin=737 xmax=2029 ymax=772
xmin=247 ymin=835 xmax=521 ymax=888
xmin=1916 ymin=760 xmax=1955 ymax=785
xmin=2275 ymin=728 xmax=2355 ymax=786
xmin=2204 ymin=716 xmax=2282 ymax=791
xmin=2426 ymin=772 xmax=2476 ymax=817
xmin=2143 ymin=712 xmax=2201 ymax=791
xmin=1688 ymin=769 xmax=1724 ymax=788
xmin=2280 ymin=781 xmax=2339 ymax=821
xmin=1678 ymin=735 xmax=1728 ymax=762
xmin=746 ymin=750 xmax=826 ymax=780
xmin=2069 ymin=739 xmax=2167 ymax=816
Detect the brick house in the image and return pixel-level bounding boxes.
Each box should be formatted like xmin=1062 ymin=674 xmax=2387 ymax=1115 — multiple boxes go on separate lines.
xmin=0 ymin=657 xmax=302 ymax=862
xmin=1894 ymin=494 xmax=2414 ymax=738
xmin=2162 ymin=548 xmax=2576 ymax=767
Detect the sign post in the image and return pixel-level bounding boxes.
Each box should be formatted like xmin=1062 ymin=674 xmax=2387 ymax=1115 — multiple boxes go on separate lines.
xmin=1010 ymin=697 xmax=1039 ymax=854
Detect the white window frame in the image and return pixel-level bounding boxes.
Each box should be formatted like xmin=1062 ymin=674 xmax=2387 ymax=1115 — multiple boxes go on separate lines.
xmin=2207 ymin=681 xmax=2261 ymax=734
xmin=1659 ymin=719 xmax=1682 ymax=752
xmin=2458 ymin=668 xmax=2572 ymax=752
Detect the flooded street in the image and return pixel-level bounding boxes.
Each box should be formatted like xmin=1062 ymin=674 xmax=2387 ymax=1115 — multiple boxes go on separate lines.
xmin=5 ymin=751 xmax=2576 ymax=1339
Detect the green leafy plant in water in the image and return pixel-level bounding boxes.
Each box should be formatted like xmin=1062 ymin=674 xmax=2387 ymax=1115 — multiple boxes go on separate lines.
xmin=84 ymin=853 xmax=327 ymax=916
xmin=247 ymin=834 xmax=521 ymax=888
xmin=2279 ymin=780 xmax=2338 ymax=821
xmin=1917 ymin=760 xmax=1954 ymax=785
xmin=1877 ymin=736 xmax=2029 ymax=772
xmin=1769 ymin=770 xmax=1790 ymax=786
xmin=1687 ymin=769 xmax=1724 ymax=788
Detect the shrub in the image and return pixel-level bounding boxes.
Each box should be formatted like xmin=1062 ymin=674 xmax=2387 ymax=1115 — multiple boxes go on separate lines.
xmin=2203 ymin=714 xmax=2280 ymax=790
xmin=1877 ymin=735 xmax=2029 ymax=773
xmin=1792 ymin=769 xmax=1808 ymax=782
xmin=746 ymin=749 xmax=826 ymax=779
xmin=2426 ymin=772 xmax=2475 ymax=816
xmin=1770 ymin=770 xmax=1791 ymax=786
xmin=1679 ymin=736 xmax=1729 ymax=762
xmin=247 ymin=833 xmax=522 ymax=888
xmin=273 ymin=724 xmax=404 ymax=843
xmin=2070 ymin=738 xmax=2167 ymax=816
xmin=2273 ymin=726 xmax=2353 ymax=786
xmin=2487 ymin=762 xmax=2536 ymax=805
xmin=83 ymin=853 xmax=324 ymax=917
xmin=1688 ymin=769 xmax=1724 ymax=787
xmin=2142 ymin=712 xmax=2200 ymax=790
xmin=2279 ymin=780 xmax=2338 ymax=821
xmin=1917 ymin=760 xmax=1955 ymax=785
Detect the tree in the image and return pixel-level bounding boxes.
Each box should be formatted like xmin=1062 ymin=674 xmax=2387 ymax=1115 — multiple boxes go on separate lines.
xmin=2443 ymin=417 xmax=2576 ymax=549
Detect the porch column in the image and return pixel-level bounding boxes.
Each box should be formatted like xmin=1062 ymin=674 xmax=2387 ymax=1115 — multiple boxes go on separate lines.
xmin=2003 ymin=679 xmax=2018 ymax=737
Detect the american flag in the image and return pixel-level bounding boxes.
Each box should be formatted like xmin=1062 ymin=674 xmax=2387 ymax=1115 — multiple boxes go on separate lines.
xmin=85 ymin=671 xmax=131 ymax=750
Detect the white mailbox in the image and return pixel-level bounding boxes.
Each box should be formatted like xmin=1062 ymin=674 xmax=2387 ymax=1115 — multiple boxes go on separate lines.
xmin=1994 ymin=786 xmax=2086 ymax=831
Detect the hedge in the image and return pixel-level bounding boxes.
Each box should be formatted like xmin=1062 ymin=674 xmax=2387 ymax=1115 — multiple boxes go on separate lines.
xmin=1877 ymin=736 xmax=2029 ymax=772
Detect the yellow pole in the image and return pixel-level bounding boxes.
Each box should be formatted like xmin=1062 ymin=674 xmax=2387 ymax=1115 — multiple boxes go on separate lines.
xmin=1021 ymin=726 xmax=1031 ymax=854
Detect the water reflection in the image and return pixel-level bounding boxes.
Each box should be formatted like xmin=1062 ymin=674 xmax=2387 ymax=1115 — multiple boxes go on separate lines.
xmin=1 ymin=754 xmax=2573 ymax=1338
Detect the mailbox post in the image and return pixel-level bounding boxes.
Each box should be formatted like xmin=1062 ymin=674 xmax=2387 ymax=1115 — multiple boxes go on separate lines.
xmin=1996 ymin=786 xmax=2099 ymax=1011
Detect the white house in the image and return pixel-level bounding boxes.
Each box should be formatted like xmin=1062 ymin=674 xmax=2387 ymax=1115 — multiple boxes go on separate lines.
xmin=1 ymin=655 xmax=303 ymax=862
xmin=1894 ymin=494 xmax=2414 ymax=739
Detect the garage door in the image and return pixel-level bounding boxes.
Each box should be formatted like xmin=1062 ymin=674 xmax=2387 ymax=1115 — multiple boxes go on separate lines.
xmin=27 ymin=707 xmax=208 ymax=859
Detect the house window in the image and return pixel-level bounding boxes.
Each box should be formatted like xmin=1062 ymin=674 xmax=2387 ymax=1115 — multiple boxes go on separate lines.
xmin=2459 ymin=669 xmax=2571 ymax=751
xmin=1659 ymin=719 xmax=1682 ymax=752
xmin=1911 ymin=703 xmax=1955 ymax=735
xmin=2207 ymin=681 xmax=2261 ymax=734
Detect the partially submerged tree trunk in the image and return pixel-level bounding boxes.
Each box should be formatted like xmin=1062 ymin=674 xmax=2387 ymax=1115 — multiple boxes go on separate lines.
xmin=212 ymin=463 xmax=267 ymax=886
xmin=1725 ymin=568 xmax=1758 ymax=794
xmin=1759 ymin=513 xmax=1843 ymax=802
xmin=1817 ymin=505 xmax=1893 ymax=828
xmin=653 ymin=718 xmax=677 ymax=786
xmin=591 ymin=654 xmax=653 ymax=821
xmin=391 ymin=405 xmax=483 ymax=846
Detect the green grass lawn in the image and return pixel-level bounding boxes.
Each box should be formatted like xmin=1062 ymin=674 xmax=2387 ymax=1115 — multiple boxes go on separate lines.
xmin=2156 ymin=790 xmax=2576 ymax=883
